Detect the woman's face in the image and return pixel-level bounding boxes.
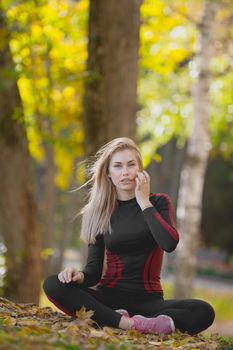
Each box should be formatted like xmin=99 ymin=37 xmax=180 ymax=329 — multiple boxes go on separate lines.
xmin=108 ymin=148 xmax=141 ymax=198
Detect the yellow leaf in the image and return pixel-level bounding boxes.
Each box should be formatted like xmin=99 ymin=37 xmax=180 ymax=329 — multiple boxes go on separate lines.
xmin=89 ymin=329 xmax=110 ymax=339
xmin=153 ymin=153 xmax=162 ymax=162
xmin=76 ymin=160 xmax=86 ymax=185
xmin=41 ymin=248 xmax=54 ymax=260
xmin=3 ymin=316 xmax=17 ymax=326
xmin=31 ymin=23 xmax=43 ymax=38
xmin=17 ymin=318 xmax=41 ymax=326
xmin=75 ymin=306 xmax=94 ymax=321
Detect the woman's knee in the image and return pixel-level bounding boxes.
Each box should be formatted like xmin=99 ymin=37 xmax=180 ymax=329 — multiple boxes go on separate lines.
xmin=202 ymin=300 xmax=215 ymax=327
xmin=192 ymin=299 xmax=215 ymax=333
xmin=43 ymin=274 xmax=62 ymax=297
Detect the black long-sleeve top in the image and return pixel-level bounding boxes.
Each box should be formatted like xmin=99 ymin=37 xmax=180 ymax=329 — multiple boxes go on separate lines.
xmin=82 ymin=193 xmax=179 ymax=295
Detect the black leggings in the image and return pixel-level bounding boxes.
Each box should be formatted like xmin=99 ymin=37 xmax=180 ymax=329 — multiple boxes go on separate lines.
xmin=43 ymin=275 xmax=215 ymax=335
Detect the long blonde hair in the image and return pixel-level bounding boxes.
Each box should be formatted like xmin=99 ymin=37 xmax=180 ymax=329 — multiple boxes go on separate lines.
xmin=80 ymin=137 xmax=143 ymax=244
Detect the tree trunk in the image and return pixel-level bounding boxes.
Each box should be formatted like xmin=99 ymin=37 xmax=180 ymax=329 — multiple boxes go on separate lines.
xmin=38 ymin=46 xmax=58 ymax=277
xmin=0 ymin=9 xmax=41 ymax=303
xmin=174 ymin=0 xmax=218 ymax=299
xmin=56 ymin=159 xmax=84 ymax=271
xmin=40 ymin=141 xmax=57 ymax=276
xmin=84 ymin=0 xmax=142 ymax=156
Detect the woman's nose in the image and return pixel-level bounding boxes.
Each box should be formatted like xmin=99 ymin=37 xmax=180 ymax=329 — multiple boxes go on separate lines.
xmin=122 ymin=166 xmax=129 ymax=174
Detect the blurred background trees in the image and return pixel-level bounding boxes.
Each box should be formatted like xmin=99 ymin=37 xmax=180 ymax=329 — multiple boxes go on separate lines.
xmin=174 ymin=0 xmax=218 ymax=299
xmin=0 ymin=6 xmax=41 ymax=302
xmin=0 ymin=0 xmax=232 ymax=304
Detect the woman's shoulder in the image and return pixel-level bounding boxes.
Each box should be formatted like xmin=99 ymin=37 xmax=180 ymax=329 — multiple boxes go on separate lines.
xmin=149 ymin=193 xmax=173 ymax=206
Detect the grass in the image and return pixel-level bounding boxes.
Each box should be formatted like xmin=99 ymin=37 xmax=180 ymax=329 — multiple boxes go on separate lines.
xmin=218 ymin=336 xmax=233 ymax=350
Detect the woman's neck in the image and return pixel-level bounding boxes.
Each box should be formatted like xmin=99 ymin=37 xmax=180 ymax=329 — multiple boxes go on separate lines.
xmin=116 ymin=190 xmax=136 ymax=201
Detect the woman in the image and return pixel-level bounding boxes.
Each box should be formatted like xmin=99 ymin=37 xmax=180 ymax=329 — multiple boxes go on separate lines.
xmin=43 ymin=137 xmax=215 ymax=335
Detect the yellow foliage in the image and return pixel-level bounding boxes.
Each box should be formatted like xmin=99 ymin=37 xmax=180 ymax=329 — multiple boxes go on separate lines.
xmin=77 ymin=0 xmax=89 ymax=12
xmin=63 ymin=86 xmax=75 ymax=99
xmin=153 ymin=153 xmax=162 ymax=163
xmin=27 ymin=128 xmax=44 ymax=162
xmin=6 ymin=0 xmax=88 ymax=190
xmin=140 ymin=0 xmax=192 ymax=78
xmin=44 ymin=25 xmax=65 ymax=42
xmin=31 ymin=23 xmax=43 ymax=39
xmin=73 ymin=128 xmax=84 ymax=144
xmin=55 ymin=149 xmax=73 ymax=190
xmin=141 ymin=0 xmax=165 ymax=18
xmin=37 ymin=77 xmax=49 ymax=89
xmin=170 ymin=47 xmax=188 ymax=63
xmin=49 ymin=47 xmax=59 ymax=60
xmin=76 ymin=161 xmax=86 ymax=185
xmin=41 ymin=248 xmax=54 ymax=260
xmin=9 ymin=38 xmax=20 ymax=53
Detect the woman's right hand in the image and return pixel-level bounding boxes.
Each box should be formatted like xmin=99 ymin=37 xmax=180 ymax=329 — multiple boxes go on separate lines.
xmin=58 ymin=267 xmax=84 ymax=284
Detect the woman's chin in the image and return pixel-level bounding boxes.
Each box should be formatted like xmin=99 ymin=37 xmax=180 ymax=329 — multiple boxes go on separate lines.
xmin=120 ymin=185 xmax=135 ymax=192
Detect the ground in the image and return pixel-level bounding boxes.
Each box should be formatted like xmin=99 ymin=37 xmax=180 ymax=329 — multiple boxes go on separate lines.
xmin=0 ymin=297 xmax=232 ymax=350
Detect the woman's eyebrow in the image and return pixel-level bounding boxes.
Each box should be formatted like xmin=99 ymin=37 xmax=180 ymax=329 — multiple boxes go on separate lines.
xmin=113 ymin=160 xmax=136 ymax=164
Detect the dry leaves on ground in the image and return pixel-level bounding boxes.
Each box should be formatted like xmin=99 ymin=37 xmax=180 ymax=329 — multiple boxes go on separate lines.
xmin=0 ymin=297 xmax=223 ymax=350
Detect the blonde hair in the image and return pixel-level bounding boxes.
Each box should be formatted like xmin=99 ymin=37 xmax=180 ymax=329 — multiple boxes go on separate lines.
xmin=80 ymin=137 xmax=143 ymax=244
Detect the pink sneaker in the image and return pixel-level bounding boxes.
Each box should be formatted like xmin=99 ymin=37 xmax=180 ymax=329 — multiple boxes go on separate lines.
xmin=115 ymin=309 xmax=130 ymax=318
xmin=132 ymin=314 xmax=175 ymax=334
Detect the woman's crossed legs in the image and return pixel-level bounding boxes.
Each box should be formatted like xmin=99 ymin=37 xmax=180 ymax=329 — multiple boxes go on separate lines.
xmin=43 ymin=275 xmax=215 ymax=335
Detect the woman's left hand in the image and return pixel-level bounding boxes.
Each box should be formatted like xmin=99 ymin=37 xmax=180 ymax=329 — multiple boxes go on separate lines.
xmin=135 ymin=170 xmax=151 ymax=208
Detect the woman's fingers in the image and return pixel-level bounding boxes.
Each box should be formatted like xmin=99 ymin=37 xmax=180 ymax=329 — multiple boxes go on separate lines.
xmin=63 ymin=269 xmax=70 ymax=283
xmin=58 ymin=267 xmax=77 ymax=283
xmin=136 ymin=171 xmax=150 ymax=185
xmin=136 ymin=173 xmax=144 ymax=185
xmin=67 ymin=269 xmax=73 ymax=282
xmin=143 ymin=170 xmax=150 ymax=182
xmin=58 ymin=268 xmax=84 ymax=284
xmin=58 ymin=271 xmax=65 ymax=283
xmin=135 ymin=176 xmax=140 ymax=188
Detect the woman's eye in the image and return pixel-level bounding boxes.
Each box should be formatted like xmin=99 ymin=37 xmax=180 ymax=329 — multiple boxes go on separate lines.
xmin=113 ymin=163 xmax=135 ymax=168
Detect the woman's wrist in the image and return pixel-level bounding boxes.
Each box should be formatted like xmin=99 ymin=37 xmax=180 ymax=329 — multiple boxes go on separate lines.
xmin=140 ymin=202 xmax=153 ymax=211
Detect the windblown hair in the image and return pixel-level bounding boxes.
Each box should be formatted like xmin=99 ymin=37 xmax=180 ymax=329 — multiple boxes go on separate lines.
xmin=80 ymin=137 xmax=143 ymax=244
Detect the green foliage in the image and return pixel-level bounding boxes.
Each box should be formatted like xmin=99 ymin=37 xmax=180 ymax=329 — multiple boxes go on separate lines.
xmin=138 ymin=0 xmax=198 ymax=162
xmin=219 ymin=336 xmax=233 ymax=350
xmin=138 ymin=0 xmax=233 ymax=163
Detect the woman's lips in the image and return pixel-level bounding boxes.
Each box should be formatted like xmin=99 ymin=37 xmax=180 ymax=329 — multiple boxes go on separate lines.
xmin=121 ymin=179 xmax=133 ymax=183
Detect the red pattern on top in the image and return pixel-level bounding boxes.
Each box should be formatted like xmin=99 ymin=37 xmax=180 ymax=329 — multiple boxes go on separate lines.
xmin=149 ymin=193 xmax=179 ymax=241
xmin=143 ymin=246 xmax=163 ymax=293
xmin=98 ymin=250 xmax=122 ymax=288
xmin=143 ymin=249 xmax=155 ymax=293
xmin=99 ymin=193 xmax=177 ymax=294
xmin=149 ymin=245 xmax=163 ymax=292
xmin=107 ymin=254 xmax=122 ymax=288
